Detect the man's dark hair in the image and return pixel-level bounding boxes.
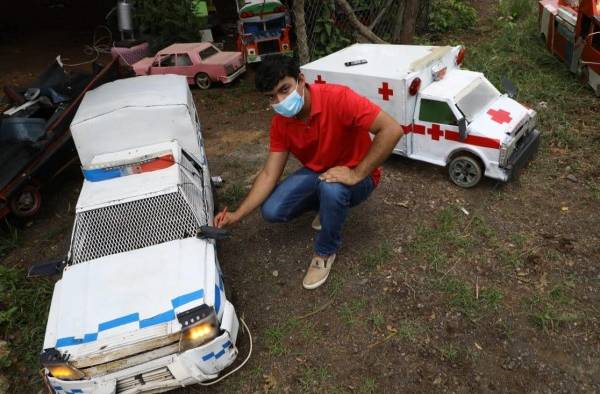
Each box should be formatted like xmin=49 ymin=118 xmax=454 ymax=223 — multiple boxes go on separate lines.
xmin=255 ymin=55 xmax=300 ymax=92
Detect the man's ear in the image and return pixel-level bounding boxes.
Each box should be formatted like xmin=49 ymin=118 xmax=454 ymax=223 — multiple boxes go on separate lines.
xmin=298 ymin=72 xmax=306 ymax=86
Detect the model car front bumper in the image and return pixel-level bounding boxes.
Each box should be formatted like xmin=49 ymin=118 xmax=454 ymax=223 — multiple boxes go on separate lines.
xmin=46 ymin=301 xmax=239 ymax=394
xmin=219 ymin=66 xmax=246 ymax=84
xmin=503 ymin=128 xmax=541 ymax=181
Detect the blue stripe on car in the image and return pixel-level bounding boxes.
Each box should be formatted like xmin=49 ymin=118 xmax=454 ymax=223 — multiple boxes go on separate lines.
xmin=55 ymin=288 xmax=205 ymax=348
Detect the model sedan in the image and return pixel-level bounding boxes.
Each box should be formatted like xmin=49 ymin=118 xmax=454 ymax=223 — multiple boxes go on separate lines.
xmin=132 ymin=43 xmax=246 ymax=89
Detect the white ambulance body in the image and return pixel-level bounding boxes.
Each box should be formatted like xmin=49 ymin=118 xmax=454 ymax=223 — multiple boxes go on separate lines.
xmin=301 ymin=44 xmax=541 ymax=187
xmin=37 ymin=75 xmax=240 ymax=393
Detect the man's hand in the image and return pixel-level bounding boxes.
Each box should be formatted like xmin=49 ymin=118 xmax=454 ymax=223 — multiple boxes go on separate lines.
xmin=319 ymin=166 xmax=362 ymax=186
xmin=214 ymin=208 xmax=240 ymax=228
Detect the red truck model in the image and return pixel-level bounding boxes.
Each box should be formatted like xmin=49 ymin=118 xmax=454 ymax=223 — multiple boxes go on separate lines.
xmin=539 ymin=0 xmax=600 ymax=96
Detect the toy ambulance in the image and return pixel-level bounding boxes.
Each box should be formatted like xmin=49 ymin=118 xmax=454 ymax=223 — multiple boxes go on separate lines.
xmin=539 ymin=0 xmax=600 ymax=96
xmin=301 ymin=44 xmax=541 ymax=187
xmin=33 ymin=75 xmax=241 ymax=392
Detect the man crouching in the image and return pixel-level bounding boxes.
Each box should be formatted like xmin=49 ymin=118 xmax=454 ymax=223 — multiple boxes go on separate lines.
xmin=215 ymin=55 xmax=402 ymax=289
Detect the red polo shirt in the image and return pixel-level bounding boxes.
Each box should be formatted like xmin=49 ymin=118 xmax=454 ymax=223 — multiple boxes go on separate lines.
xmin=269 ymin=83 xmax=382 ymax=186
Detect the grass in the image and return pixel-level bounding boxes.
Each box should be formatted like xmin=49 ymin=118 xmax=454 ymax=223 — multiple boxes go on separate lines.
xmin=438 ymin=278 xmax=503 ymax=318
xmin=299 ymin=366 xmax=333 ymax=392
xmin=0 ymin=264 xmax=53 ymax=390
xmin=339 ymin=299 xmax=368 ymax=326
xmin=525 ymin=285 xmax=579 ymax=332
xmin=363 ymin=240 xmax=393 ymax=270
xmin=219 ymin=183 xmax=246 ymax=207
xmin=440 ymin=344 xmax=460 ymax=363
xmin=367 ymin=311 xmax=385 ymax=329
xmin=265 ymin=324 xmax=287 ymax=356
xmin=357 ymin=377 xmax=377 ymax=394
xmin=397 ymin=319 xmax=424 ymax=342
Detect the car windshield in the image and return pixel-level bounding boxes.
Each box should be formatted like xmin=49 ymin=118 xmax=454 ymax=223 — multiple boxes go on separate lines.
xmin=199 ymin=46 xmax=219 ymax=60
xmin=456 ymin=79 xmax=501 ymax=122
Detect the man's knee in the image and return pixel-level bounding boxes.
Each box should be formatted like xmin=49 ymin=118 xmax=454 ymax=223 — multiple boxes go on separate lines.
xmin=261 ymin=200 xmax=286 ymax=223
xmin=318 ymin=181 xmax=350 ymax=207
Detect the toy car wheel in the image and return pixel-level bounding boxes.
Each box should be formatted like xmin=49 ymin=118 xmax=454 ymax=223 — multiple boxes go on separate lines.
xmin=195 ymin=73 xmax=212 ymax=90
xmin=9 ymin=185 xmax=42 ymax=218
xmin=448 ymin=155 xmax=483 ymax=188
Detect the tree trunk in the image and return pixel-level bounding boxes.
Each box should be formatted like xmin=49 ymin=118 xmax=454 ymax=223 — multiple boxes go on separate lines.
xmin=334 ymin=0 xmax=387 ymax=44
xmin=398 ymin=0 xmax=419 ymax=44
xmin=293 ymin=0 xmax=310 ymax=64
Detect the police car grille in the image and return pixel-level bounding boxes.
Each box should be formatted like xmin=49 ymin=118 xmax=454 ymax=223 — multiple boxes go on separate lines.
xmin=116 ymin=367 xmax=175 ymax=392
xmin=70 ymin=191 xmax=202 ymax=264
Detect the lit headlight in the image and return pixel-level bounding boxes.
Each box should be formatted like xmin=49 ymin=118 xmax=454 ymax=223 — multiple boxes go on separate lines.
xmin=46 ymin=364 xmax=85 ymax=380
xmin=178 ymin=305 xmax=219 ymax=351
xmin=40 ymin=348 xmax=84 ymax=381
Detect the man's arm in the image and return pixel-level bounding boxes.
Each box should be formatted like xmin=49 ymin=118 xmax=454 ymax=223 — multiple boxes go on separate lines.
xmin=215 ymin=150 xmax=289 ymax=227
xmin=319 ymin=110 xmax=403 ymax=185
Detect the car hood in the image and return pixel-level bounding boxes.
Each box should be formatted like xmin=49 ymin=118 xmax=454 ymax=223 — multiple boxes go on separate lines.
xmin=468 ymin=95 xmax=531 ymax=141
xmin=203 ymin=51 xmax=243 ymax=67
xmin=131 ymin=57 xmax=154 ymax=74
xmin=43 ymin=237 xmax=221 ymax=361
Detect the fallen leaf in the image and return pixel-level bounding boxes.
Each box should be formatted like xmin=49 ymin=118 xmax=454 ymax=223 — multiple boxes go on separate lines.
xmin=263 ymin=373 xmax=277 ymax=393
xmin=386 ymin=325 xmax=398 ymax=333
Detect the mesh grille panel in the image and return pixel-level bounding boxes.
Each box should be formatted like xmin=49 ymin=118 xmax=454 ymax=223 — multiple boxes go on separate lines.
xmin=71 ymin=191 xmax=203 ymax=264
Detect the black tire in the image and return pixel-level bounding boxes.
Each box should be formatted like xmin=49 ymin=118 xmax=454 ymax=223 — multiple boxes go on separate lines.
xmin=448 ymin=155 xmax=483 ymax=188
xmin=9 ymin=185 xmax=42 ymax=218
xmin=194 ymin=72 xmax=212 ymax=90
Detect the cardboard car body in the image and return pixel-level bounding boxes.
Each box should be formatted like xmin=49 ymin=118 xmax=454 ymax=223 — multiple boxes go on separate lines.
xmin=539 ymin=0 xmax=600 ymax=96
xmin=301 ymin=44 xmax=541 ymax=187
xmin=40 ymin=75 xmax=239 ymax=393
xmin=132 ymin=42 xmax=246 ymax=89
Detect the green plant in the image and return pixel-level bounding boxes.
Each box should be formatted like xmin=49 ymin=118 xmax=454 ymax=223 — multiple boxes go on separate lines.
xmin=0 ymin=265 xmax=53 ymax=390
xmin=135 ymin=0 xmax=205 ymax=52
xmin=440 ymin=343 xmax=459 ymax=362
xmin=498 ymin=0 xmax=533 ymax=21
xmin=339 ymin=299 xmax=368 ymax=326
xmin=357 ymin=377 xmax=377 ymax=394
xmin=220 ymin=183 xmax=246 ymax=207
xmin=363 ymin=240 xmax=393 ymax=270
xmin=265 ymin=325 xmax=287 ymax=356
xmin=311 ymin=2 xmax=352 ymax=59
xmin=368 ymin=311 xmax=385 ymax=328
xmin=429 ymin=0 xmax=477 ymax=33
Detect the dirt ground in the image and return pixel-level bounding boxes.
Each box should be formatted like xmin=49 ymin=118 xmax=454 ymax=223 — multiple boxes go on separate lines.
xmin=1 ymin=4 xmax=599 ymax=393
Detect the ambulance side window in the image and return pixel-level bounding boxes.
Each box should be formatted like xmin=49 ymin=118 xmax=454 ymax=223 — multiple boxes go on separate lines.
xmin=419 ymin=99 xmax=458 ymax=126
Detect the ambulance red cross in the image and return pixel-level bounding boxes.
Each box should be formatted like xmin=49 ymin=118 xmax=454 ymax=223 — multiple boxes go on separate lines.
xmin=302 ymin=44 xmax=541 ymax=187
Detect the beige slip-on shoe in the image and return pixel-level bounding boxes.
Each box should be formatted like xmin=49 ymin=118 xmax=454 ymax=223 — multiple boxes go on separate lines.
xmin=302 ymin=254 xmax=336 ymax=290
xmin=311 ymin=214 xmax=322 ymax=231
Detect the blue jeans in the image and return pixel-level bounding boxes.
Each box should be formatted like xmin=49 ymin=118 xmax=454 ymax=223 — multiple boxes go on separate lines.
xmin=261 ymin=167 xmax=375 ymax=256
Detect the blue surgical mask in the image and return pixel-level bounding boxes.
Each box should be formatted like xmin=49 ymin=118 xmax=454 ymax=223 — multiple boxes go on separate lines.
xmin=272 ymin=80 xmax=304 ymax=117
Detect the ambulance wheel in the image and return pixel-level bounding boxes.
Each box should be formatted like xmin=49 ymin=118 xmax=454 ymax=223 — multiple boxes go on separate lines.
xmin=448 ymin=155 xmax=483 ymax=188
xmin=195 ymin=73 xmax=212 ymax=90
xmin=9 ymin=185 xmax=42 ymax=218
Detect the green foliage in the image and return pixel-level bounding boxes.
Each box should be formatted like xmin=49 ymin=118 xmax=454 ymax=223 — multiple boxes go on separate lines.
xmin=498 ymin=0 xmax=534 ymax=21
xmin=135 ymin=0 xmax=205 ymax=52
xmin=0 ymin=264 xmax=53 ymax=391
xmin=428 ymin=0 xmax=477 ymax=33
xmin=312 ymin=2 xmax=352 ymax=59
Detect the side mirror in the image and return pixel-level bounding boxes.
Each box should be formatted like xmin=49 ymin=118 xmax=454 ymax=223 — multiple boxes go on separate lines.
xmin=197 ymin=226 xmax=231 ymax=240
xmin=28 ymin=258 xmax=66 ymax=278
xmin=458 ymin=117 xmax=468 ymax=141
xmin=501 ymin=77 xmax=518 ymax=99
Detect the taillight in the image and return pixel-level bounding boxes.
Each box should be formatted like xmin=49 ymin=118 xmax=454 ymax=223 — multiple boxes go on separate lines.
xmin=456 ymin=47 xmax=466 ymax=66
xmin=241 ymin=12 xmax=253 ymax=18
xmin=409 ymin=78 xmax=421 ymax=96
